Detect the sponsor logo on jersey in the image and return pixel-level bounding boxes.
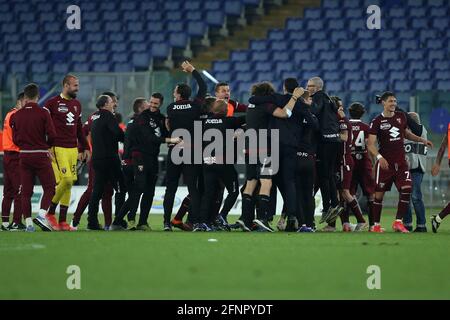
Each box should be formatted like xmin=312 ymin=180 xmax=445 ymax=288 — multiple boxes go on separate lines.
xmin=66 ymin=112 xmax=75 ymax=124
xmin=91 ymin=114 xmax=100 ymax=121
xmin=172 ymin=104 xmax=192 ymax=110
xmin=396 ymin=118 xmax=402 ymax=124
xmin=380 ymin=123 xmax=391 ymax=130
xmin=389 ymin=127 xmax=400 ymax=138
xmin=205 ymin=119 xmax=223 ymax=124
xmin=58 ymin=106 xmax=69 ymax=113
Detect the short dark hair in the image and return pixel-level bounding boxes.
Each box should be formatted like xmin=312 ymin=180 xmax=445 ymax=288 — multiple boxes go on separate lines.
xmin=251 ymin=82 xmax=275 ymax=96
xmin=215 ymin=82 xmax=229 ymax=92
xmin=23 ymin=83 xmax=39 ymax=100
xmin=380 ymin=91 xmax=395 ymax=102
xmin=349 ymin=102 xmax=366 ymax=119
xmin=17 ymin=92 xmax=25 ymax=101
xmin=115 ymin=112 xmax=123 ymax=123
xmin=133 ymin=98 xmax=147 ymax=113
xmin=176 ymin=83 xmax=191 ymax=100
xmin=204 ymin=96 xmax=217 ymax=112
xmin=283 ymin=78 xmax=298 ymax=94
xmin=151 ymin=92 xmax=164 ymax=105
xmin=102 ymin=91 xmax=118 ymax=100
xmin=96 ymin=95 xmax=110 ymax=109
xmin=62 ymin=74 xmax=77 ymax=86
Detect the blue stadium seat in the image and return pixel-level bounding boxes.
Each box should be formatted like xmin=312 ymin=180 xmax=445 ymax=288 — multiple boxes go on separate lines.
xmin=149 ymin=32 xmax=167 ymax=42
xmin=319 ymin=51 xmax=338 ymax=61
xmin=215 ymin=72 xmax=232 ymax=83
xmin=368 ymin=71 xmax=386 ymax=81
xmin=92 ymin=63 xmax=110 ymax=72
xmin=102 ymin=11 xmax=120 ymax=22
xmin=128 ymin=22 xmax=144 ymax=32
xmin=141 ymin=2 xmax=159 ymax=11
xmin=285 ymin=19 xmax=304 ymax=31
xmin=321 ymin=61 xmax=340 ymax=71
xmin=408 ymin=60 xmax=428 ymax=72
xmin=435 ymin=70 xmax=450 ymax=80
xmin=394 ymin=80 xmax=413 ymax=92
xmin=348 ymin=81 xmax=367 ymax=92
xmin=338 ymin=40 xmax=357 ymax=50
xmin=132 ymin=53 xmax=151 ymax=69
xmin=166 ymin=21 xmax=184 ymax=32
xmin=381 ymin=51 xmax=400 ymax=62
xmin=164 ymin=1 xmax=182 ymax=11
xmin=330 ymin=30 xmax=348 ymax=43
xmin=288 ymin=31 xmax=308 ymax=41
xmin=342 ymin=61 xmax=361 ymax=71
xmin=205 ymin=1 xmax=221 ymax=11
xmin=250 ymin=40 xmax=268 ymax=51
xmin=83 ymin=21 xmax=102 ymax=32
xmin=293 ymin=51 xmax=312 ymax=64
xmin=427 ymin=39 xmax=445 ymax=50
xmin=323 ymin=71 xmax=341 ymax=81
xmin=72 ymin=53 xmax=89 ymax=63
xmin=169 ymin=32 xmax=188 ymax=48
xmin=270 ymin=41 xmax=288 ymax=51
xmin=112 ymin=53 xmax=128 ymax=63
xmin=52 ymin=63 xmax=71 ymax=74
xmin=31 ymin=63 xmax=49 ymax=73
xmin=349 ymin=92 xmax=368 ymax=104
xmin=432 ymin=60 xmax=450 ymax=71
xmin=268 ymin=29 xmax=285 ymax=41
xmin=272 ymin=51 xmax=290 ymax=62
xmin=344 ymin=71 xmax=364 ymax=82
xmin=327 ymin=81 xmax=344 ymax=92
xmin=68 ymin=42 xmax=86 ymax=53
xmin=377 ymin=30 xmax=395 ymax=41
xmin=411 ymin=18 xmax=429 ymax=29
xmin=339 ymin=50 xmax=358 ymax=61
xmin=307 ymin=20 xmax=324 ymax=31
xmin=225 ymin=1 xmax=242 ymax=16
xmin=205 ymin=10 xmax=225 ymax=27
xmin=213 ymin=61 xmax=232 ymax=73
xmin=146 ymin=12 xmax=163 ymax=21
xmin=73 ymin=63 xmax=90 ymax=72
xmin=360 ymin=50 xmax=378 ymax=61
xmin=304 ymin=8 xmax=322 ymax=20
xmin=328 ymin=19 xmax=345 ymax=30
xmin=187 ymin=21 xmax=206 ymax=37
xmin=183 ymin=1 xmax=201 ymax=11
xmin=387 ymin=61 xmax=407 ymax=71
xmin=348 ymin=19 xmax=365 ymax=32
xmin=254 ymin=62 xmax=272 ymax=72
xmin=230 ymin=51 xmax=249 ymax=62
xmin=113 ymin=63 xmax=133 ymax=72
xmin=430 ymin=7 xmax=448 ymax=17
xmin=255 ymin=71 xmax=273 ymax=82
xmin=235 ymin=72 xmax=254 ymax=83
xmin=33 ymin=73 xmax=50 ymax=84
xmin=105 ymin=22 xmax=122 ymax=33
xmin=322 ymin=0 xmax=339 ymax=9
xmin=29 ymin=53 xmax=46 ymax=63
xmin=251 ymin=51 xmax=269 ymax=62
xmin=151 ymin=43 xmax=170 ymax=59
xmin=412 ymin=70 xmax=432 ymax=81
xmin=406 ymin=50 xmax=426 ymax=60
xmin=123 ymin=11 xmax=140 ymax=22
xmin=401 ymin=40 xmax=419 ymax=51
xmin=128 ymin=34 xmax=146 ymax=43
xmin=120 ymin=2 xmax=137 ymax=11
xmin=301 ymin=61 xmax=320 ymax=71
xmin=290 ymin=42 xmax=310 ymax=51
xmin=91 ymin=43 xmax=107 ymax=52
xmin=87 ymin=33 xmax=104 ymax=43
xmin=91 ymin=53 xmax=108 ymax=63
xmin=416 ymin=80 xmax=434 ymax=90
xmin=313 ymin=41 xmax=331 ymax=51
xmin=390 ymin=18 xmax=408 ymax=29
xmin=310 ymin=31 xmax=327 ymax=41
xmin=409 ymin=7 xmax=427 ymax=18
xmin=164 ymin=12 xmax=183 ymax=22
xmin=275 ymin=61 xmax=295 ymax=76
xmin=398 ymin=29 xmax=417 ymax=40
xmin=428 ymin=50 xmax=446 ymax=62
xmin=233 ymin=62 xmax=252 ymax=72
xmin=389 ymin=71 xmax=408 ymax=81
xmin=369 ymin=81 xmax=388 ymax=92
xmin=389 ymin=7 xmax=406 ymax=18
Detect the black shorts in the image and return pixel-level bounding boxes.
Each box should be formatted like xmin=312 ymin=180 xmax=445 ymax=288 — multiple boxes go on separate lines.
xmin=245 ymin=157 xmax=274 ymax=180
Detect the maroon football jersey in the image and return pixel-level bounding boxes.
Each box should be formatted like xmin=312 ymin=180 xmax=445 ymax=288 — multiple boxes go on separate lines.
xmin=350 ymin=119 xmax=371 ymax=162
xmin=44 ymin=94 xmax=87 ymax=150
xmin=369 ymin=111 xmax=408 ymax=164
xmin=339 ymin=117 xmax=353 ymax=163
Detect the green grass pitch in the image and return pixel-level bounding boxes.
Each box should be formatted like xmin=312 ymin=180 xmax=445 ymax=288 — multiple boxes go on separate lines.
xmin=0 ymin=210 xmax=449 ymax=300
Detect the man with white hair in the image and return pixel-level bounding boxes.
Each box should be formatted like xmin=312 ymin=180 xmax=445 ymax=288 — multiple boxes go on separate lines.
xmin=307 ymin=77 xmax=342 ymax=225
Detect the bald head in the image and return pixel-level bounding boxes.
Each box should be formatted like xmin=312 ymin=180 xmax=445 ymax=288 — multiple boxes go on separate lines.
xmin=307 ymin=77 xmax=324 ymax=95
xmin=408 ymin=112 xmax=420 ymax=124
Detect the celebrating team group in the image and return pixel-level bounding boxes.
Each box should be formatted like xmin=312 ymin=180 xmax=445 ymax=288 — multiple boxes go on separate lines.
xmin=2 ymin=61 xmax=450 ymax=233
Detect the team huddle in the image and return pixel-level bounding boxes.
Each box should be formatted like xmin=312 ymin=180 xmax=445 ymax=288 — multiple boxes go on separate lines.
xmin=1 ymin=61 xmax=449 ymax=233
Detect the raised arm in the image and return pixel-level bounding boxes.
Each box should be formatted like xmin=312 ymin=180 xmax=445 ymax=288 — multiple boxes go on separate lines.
xmin=273 ymin=87 xmax=305 ymax=119
xmin=405 ymin=129 xmax=433 ymax=148
xmin=181 ymin=61 xmax=206 ymax=100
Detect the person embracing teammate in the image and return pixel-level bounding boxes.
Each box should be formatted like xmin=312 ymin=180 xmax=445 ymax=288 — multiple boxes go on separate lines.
xmin=367 ymin=91 xmax=433 ymax=233
xmin=10 ymin=84 xmax=57 ymax=232
xmin=42 ymin=74 xmax=90 ymax=231
xmin=163 ymin=61 xmax=206 ymax=231
xmin=1 ymin=92 xmax=25 ymax=231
